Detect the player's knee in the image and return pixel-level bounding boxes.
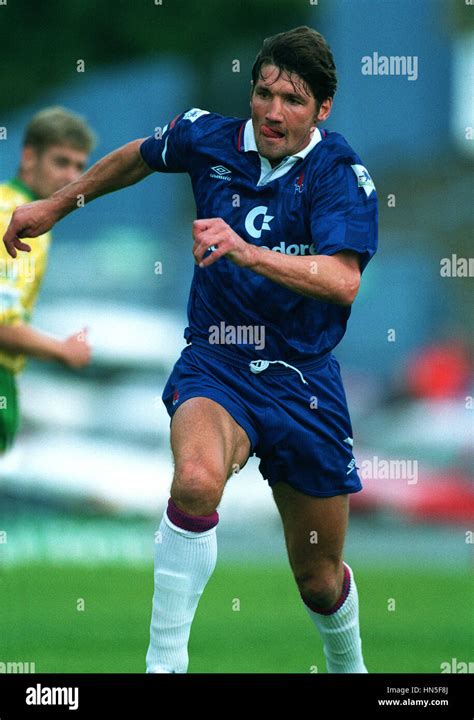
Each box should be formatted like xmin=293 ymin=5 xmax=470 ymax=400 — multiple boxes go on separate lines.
xmin=171 ymin=458 xmax=224 ymax=515
xmin=296 ymin=569 xmax=340 ymax=610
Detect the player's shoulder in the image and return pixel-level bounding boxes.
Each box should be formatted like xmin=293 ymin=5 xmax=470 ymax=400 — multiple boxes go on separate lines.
xmin=0 ymin=181 xmax=51 ymax=252
xmin=171 ymin=107 xmax=243 ymax=139
xmin=310 ymin=130 xmax=376 ymax=197
xmin=0 ymin=182 xmax=28 ymax=213
xmin=313 ymin=130 xmax=364 ymax=169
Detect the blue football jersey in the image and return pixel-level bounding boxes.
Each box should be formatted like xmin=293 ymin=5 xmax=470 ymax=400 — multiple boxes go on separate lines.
xmin=140 ymin=108 xmax=378 ymax=363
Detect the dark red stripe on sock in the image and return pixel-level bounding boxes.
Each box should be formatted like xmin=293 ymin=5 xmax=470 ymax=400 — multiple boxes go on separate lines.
xmin=301 ymin=563 xmax=351 ymax=616
xmin=166 ymin=498 xmax=219 ymax=533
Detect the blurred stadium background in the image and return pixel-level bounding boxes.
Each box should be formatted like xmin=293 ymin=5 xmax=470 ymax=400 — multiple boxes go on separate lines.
xmin=0 ymin=0 xmax=472 ymax=673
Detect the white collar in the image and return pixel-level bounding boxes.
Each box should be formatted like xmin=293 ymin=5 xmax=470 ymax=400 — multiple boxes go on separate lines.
xmin=242 ymin=118 xmax=322 ymax=159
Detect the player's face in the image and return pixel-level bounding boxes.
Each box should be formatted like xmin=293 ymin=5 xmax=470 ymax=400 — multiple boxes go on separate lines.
xmin=250 ymin=64 xmax=332 ymax=167
xmin=21 ymin=144 xmax=88 ymax=199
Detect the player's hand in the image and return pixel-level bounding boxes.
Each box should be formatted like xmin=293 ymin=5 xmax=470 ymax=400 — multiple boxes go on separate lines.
xmin=2 ymin=199 xmax=61 ymax=258
xmin=59 ymin=327 xmax=91 ymax=368
xmin=192 ymin=218 xmax=257 ymax=269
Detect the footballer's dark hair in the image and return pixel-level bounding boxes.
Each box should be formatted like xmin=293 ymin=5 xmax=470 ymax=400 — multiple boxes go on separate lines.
xmin=23 ymin=106 xmax=96 ymax=154
xmin=251 ymin=26 xmax=337 ymax=106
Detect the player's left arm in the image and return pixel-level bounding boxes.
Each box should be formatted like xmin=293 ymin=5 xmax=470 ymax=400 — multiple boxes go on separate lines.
xmin=245 ymin=246 xmax=361 ymax=305
xmin=192 ymin=219 xmax=362 ymax=306
xmin=193 ymin=158 xmax=377 ymax=306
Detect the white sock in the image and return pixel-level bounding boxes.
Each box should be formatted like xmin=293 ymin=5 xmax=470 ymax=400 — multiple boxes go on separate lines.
xmin=145 ymin=501 xmax=218 ymax=673
xmin=302 ymin=562 xmax=368 ymax=673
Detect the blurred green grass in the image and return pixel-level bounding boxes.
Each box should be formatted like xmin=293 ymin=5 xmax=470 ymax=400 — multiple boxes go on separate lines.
xmin=0 ymin=562 xmax=471 ymax=673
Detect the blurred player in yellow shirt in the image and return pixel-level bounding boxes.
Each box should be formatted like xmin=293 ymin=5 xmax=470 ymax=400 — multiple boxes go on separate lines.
xmin=0 ymin=107 xmax=95 ymax=452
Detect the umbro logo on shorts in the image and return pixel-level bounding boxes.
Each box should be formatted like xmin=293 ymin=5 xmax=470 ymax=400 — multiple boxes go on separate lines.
xmin=346 ymin=458 xmax=356 ymax=474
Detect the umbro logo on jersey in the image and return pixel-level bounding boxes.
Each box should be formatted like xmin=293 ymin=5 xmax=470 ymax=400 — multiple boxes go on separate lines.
xmin=210 ymin=165 xmax=232 ymax=182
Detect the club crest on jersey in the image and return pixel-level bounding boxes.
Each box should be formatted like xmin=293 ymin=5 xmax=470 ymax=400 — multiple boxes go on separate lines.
xmin=350 ymin=165 xmax=375 ymax=197
xmin=210 ymin=165 xmax=232 ymax=182
xmin=294 ymin=172 xmax=305 ymax=194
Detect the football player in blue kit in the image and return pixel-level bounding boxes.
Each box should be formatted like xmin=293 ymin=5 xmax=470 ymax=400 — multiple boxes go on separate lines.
xmin=3 ymin=26 xmax=377 ymax=673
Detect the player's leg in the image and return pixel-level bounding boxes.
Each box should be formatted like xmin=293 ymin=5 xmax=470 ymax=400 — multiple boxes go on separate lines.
xmin=169 ymin=396 xmax=251 ymax=514
xmin=146 ymin=397 xmax=251 ymax=673
xmin=272 ymin=481 xmax=367 ymax=673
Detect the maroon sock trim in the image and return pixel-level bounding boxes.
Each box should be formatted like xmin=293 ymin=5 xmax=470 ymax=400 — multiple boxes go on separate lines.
xmin=301 ymin=563 xmax=351 ymax=616
xmin=166 ymin=497 xmax=219 ymax=533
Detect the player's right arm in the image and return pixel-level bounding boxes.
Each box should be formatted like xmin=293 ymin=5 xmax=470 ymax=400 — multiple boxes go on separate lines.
xmin=3 ymin=138 xmax=152 ymax=257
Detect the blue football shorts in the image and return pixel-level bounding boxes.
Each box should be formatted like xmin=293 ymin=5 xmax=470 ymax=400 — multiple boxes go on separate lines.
xmin=161 ymin=342 xmax=362 ymax=497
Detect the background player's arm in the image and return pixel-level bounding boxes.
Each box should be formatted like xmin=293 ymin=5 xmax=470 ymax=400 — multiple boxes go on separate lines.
xmin=0 ymin=324 xmax=90 ymax=368
xmin=3 ymin=139 xmax=153 ymax=257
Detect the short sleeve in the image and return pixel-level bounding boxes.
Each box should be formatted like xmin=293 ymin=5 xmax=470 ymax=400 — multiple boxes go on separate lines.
xmin=310 ymin=159 xmax=378 ymax=273
xmin=139 ymin=108 xmax=210 ymax=174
